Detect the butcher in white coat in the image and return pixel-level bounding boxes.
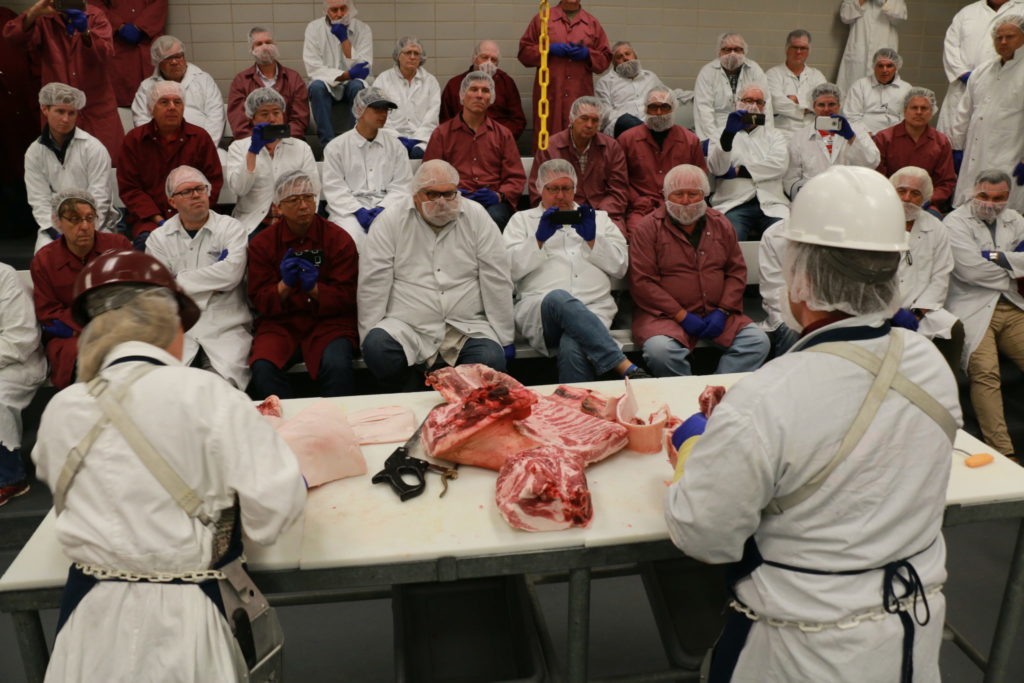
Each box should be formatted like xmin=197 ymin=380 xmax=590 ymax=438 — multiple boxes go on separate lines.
xmin=836 ymin=0 xmax=907 ymax=95
xmin=692 ymin=33 xmax=773 ymax=144
xmin=844 ymin=47 xmax=912 ymax=134
xmin=146 ymin=166 xmax=252 ymax=390
xmin=32 ymin=248 xmax=306 ymax=683
xmin=764 ymin=30 xmax=827 ymax=138
xmin=594 ymin=41 xmax=666 ymax=138
xmin=666 ymin=165 xmax=960 ymax=683
xmin=374 ymin=36 xmax=440 ymax=159
xmin=945 ymin=168 xmax=1024 ymax=460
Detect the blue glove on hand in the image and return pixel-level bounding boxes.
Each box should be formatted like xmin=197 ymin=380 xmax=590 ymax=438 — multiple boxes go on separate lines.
xmin=132 ymin=230 xmax=151 ymax=251
xmin=718 ymin=166 xmax=738 ymax=180
xmin=398 ymin=136 xmax=421 ymax=151
xmin=724 ymin=110 xmax=748 ymax=134
xmin=347 ymin=61 xmax=370 ymax=81
xmin=575 ymin=205 xmax=597 ymax=242
xmin=217 ymin=249 xmax=228 ymax=262
xmin=1014 ymin=162 xmax=1024 ymax=186
xmin=117 ymin=23 xmax=142 ymax=45
xmin=535 ymin=207 xmax=560 ymax=242
xmin=833 ymin=115 xmax=856 ymax=141
xmin=700 ymin=139 xmax=710 ymax=156
xmin=1014 ymin=241 xmax=1024 ymax=253
xmin=355 ymin=208 xmax=374 ymax=231
xmin=982 ymin=250 xmax=1010 ymax=268
xmin=330 ymin=22 xmax=348 ymax=43
xmin=249 ymin=122 xmax=270 ymax=154
xmin=701 ymin=309 xmax=728 ymax=339
xmin=958 ymin=71 xmax=971 ymax=84
xmin=568 ymin=44 xmax=590 ymax=61
xmin=548 ymin=42 xmax=573 ymax=58
xmin=671 ymin=412 xmax=708 ymax=452
xmin=42 ymin=319 xmax=75 ymax=339
xmin=297 ymin=261 xmax=319 ymax=292
xmin=680 ymin=312 xmax=706 ymax=338
xmin=891 ymin=308 xmax=920 ymax=332
xmin=280 ymin=249 xmax=301 ymax=288
xmin=64 ymin=9 xmax=88 ymax=35
xmin=952 ymin=150 xmax=964 ymax=175
xmin=467 ymin=187 xmax=500 ymax=207
xmin=503 ymin=344 xmax=516 ymax=363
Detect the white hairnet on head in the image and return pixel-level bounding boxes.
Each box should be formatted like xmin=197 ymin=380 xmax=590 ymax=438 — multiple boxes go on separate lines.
xmin=51 ymin=188 xmax=97 ymax=218
xmin=147 ymin=80 xmax=185 ymax=113
xmin=323 ymin=0 xmax=357 ymax=19
xmin=273 ymin=169 xmax=319 ymax=204
xmin=151 ymin=35 xmax=184 ymax=65
xmin=352 ymin=86 xmax=392 ymax=119
xmin=165 ymin=165 xmax=212 ymax=198
xmin=736 ymin=81 xmax=767 ymax=102
xmin=536 ymin=159 xmax=577 ymax=193
xmin=811 ymin=82 xmax=842 ymax=106
xmin=78 ymin=287 xmax=180 ymax=382
xmin=992 ymin=14 xmax=1024 ymax=37
xmin=902 ymin=87 xmax=936 ymax=112
xmin=611 ymin=40 xmax=633 ymax=54
xmin=663 ymin=164 xmax=710 ymax=197
xmin=645 ymin=86 xmax=673 ymax=108
xmin=569 ymin=96 xmax=603 ymax=123
xmin=974 ymin=168 xmax=1012 ymax=190
xmin=39 ymin=82 xmax=85 ymax=109
xmin=459 ymin=71 xmax=496 ymax=104
xmin=411 ymin=159 xmax=460 ymax=193
xmin=244 ymin=87 xmax=286 ymax=119
xmin=785 ymin=242 xmax=900 ymax=317
xmin=889 ymin=166 xmax=934 ymax=204
xmin=873 ymin=47 xmax=903 ymax=70
xmin=717 ymin=32 xmax=748 ymax=52
xmin=393 ymin=36 xmax=426 ymax=65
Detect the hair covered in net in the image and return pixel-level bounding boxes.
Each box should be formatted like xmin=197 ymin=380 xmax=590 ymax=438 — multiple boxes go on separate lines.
xmin=147 ymin=81 xmax=185 ymax=113
xmin=662 ymin=164 xmax=709 ymax=197
xmin=151 ymin=35 xmax=184 ymax=65
xmin=51 ymin=188 xmax=97 ymax=217
xmin=244 ymin=87 xmax=286 ymax=118
xmin=164 ymin=166 xmax=212 ymax=198
xmin=889 ymin=166 xmax=933 ymax=204
xmin=411 ymin=159 xmax=460 ymax=193
xmin=535 ymin=159 xmax=577 ymax=193
xmin=273 ymin=170 xmax=320 ymax=204
xmin=39 ymin=82 xmax=86 ymax=109
xmin=784 ymin=242 xmax=901 ymax=317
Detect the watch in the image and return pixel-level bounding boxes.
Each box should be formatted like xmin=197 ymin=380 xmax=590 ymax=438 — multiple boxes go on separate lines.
xmin=988 ymin=251 xmax=1002 ymax=262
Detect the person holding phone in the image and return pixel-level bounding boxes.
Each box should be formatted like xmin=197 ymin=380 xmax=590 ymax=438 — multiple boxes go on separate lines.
xmin=103 ymin=0 xmax=167 ymax=108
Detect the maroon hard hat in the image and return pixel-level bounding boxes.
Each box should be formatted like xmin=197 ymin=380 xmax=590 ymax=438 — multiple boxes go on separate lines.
xmin=71 ymin=249 xmax=201 ymax=330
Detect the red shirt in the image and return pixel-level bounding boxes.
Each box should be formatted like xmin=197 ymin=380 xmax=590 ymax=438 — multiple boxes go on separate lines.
xmin=101 ymin=0 xmax=166 ymax=106
xmin=227 ymin=63 xmax=310 ymax=139
xmin=247 ymin=215 xmax=358 ymax=378
xmin=423 ymin=114 xmax=526 ymax=201
xmin=0 ymin=7 xmax=41 ymax=183
xmin=873 ymin=122 xmax=957 ymax=208
xmin=30 ymin=232 xmax=132 ymax=387
xmin=439 ymin=67 xmax=526 ymax=141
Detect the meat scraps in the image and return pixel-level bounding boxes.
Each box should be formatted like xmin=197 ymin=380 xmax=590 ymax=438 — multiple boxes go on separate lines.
xmin=546 ymin=385 xmax=620 ymax=420
xmin=495 ymin=446 xmax=593 ymax=532
xmin=515 ymin=397 xmax=629 ymax=465
xmin=256 ymin=395 xmax=282 ymax=418
xmin=699 ymin=385 xmax=727 ymax=417
xmin=425 ymin=364 xmax=529 ymax=403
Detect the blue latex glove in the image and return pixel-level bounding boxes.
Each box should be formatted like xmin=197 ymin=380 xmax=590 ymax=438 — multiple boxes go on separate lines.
xmin=503 ymin=344 xmax=516 ymax=362
xmin=700 ymin=139 xmax=710 ymax=156
xmin=217 ymin=249 xmax=228 ymax=262
xmin=958 ymin=71 xmax=971 ymax=84
xmin=117 ymin=23 xmax=143 ymax=45
xmin=724 ymin=110 xmax=748 ymax=134
xmin=833 ymin=115 xmax=856 ymax=141
xmin=348 ymin=61 xmax=370 ymax=81
xmin=535 ymin=207 xmax=560 ymax=243
xmin=568 ymin=44 xmax=590 ymax=61
xmin=982 ymin=250 xmax=1011 ymax=268
xmin=701 ymin=309 xmax=728 ymax=339
xmin=952 ymin=150 xmax=963 ymax=175
xmin=671 ymin=412 xmax=708 ymax=451
xmin=280 ymin=248 xmax=301 ymax=288
xmin=355 ymin=208 xmax=374 ymax=231
xmin=548 ymin=42 xmax=574 ymax=58
xmin=397 ymin=136 xmax=422 ymax=151
xmin=679 ymin=312 xmax=706 ymax=337
xmin=1014 ymin=241 xmax=1024 ymax=253
xmin=467 ymin=187 xmax=500 ymax=207
xmin=575 ymin=205 xmax=596 ymax=242
xmin=42 ymin=319 xmax=74 ymax=339
xmin=249 ymin=122 xmax=270 ymax=154
xmin=330 ymin=22 xmax=348 ymax=43
xmin=1014 ymin=162 xmax=1024 ymax=186
xmin=891 ymin=308 xmax=920 ymax=332
xmin=297 ymin=261 xmax=319 ymax=292
xmin=64 ymin=9 xmax=88 ymax=35
xmin=132 ymin=230 xmax=151 ymax=251
xmin=718 ymin=166 xmax=738 ymax=180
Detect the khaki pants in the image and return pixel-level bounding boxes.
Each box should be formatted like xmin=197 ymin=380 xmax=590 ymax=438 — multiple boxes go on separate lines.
xmin=967 ymin=300 xmax=1024 ymax=455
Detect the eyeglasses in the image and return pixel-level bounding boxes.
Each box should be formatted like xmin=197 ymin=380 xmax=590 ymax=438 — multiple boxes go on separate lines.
xmin=171 ymin=186 xmax=208 ymax=198
xmin=279 ymin=193 xmax=317 ymax=205
xmin=787 ymin=45 xmax=809 ymax=52
xmin=60 ymin=214 xmax=97 ymax=225
xmin=162 ymin=52 xmax=186 ymax=63
xmin=543 ymin=185 xmax=575 ymax=195
xmin=400 ymin=50 xmax=422 ymax=57
xmin=422 ymin=190 xmax=459 ymax=201
xmin=646 ymin=103 xmax=672 ymax=113
xmin=739 ymin=97 xmax=766 ymax=107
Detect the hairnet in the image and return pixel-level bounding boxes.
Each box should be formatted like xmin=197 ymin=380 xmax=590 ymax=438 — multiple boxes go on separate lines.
xmin=324 ymin=0 xmax=357 ymax=20
xmin=535 ymin=159 xmax=577 ymax=193
xmin=645 ymin=86 xmax=673 ymax=108
xmin=873 ymin=47 xmax=903 ymax=70
xmin=393 ymin=36 xmax=426 ymax=65
xmin=889 ymin=166 xmax=934 ymax=204
xmin=902 ymin=87 xmax=936 ymax=112
xmin=717 ymin=32 xmax=747 ymax=52
xmin=611 ymin=40 xmax=634 ymax=54
xmin=736 ymin=81 xmax=767 ymax=103
xmin=244 ymin=87 xmax=286 ymax=119
xmin=459 ymin=71 xmax=496 ymax=105
xmin=352 ymin=86 xmax=395 ymax=119
xmin=974 ymin=168 xmax=1012 ymax=189
xmin=248 ymin=26 xmax=271 ymax=47
xmin=785 ymin=242 xmax=900 ymax=317
xmin=811 ymin=82 xmax=842 ymax=106
xmin=786 ymin=29 xmax=811 ymax=46
xmin=411 ymin=159 xmax=460 ymax=193
xmin=147 ymin=81 xmax=185 ymax=113
xmin=165 ymin=165 xmax=212 ymax=198
xmin=39 ymin=82 xmax=85 ymax=109
xmin=77 ymin=287 xmax=180 ymax=382
xmin=663 ymin=164 xmax=709 ymax=197
xmin=51 ymin=188 xmax=97 ymax=218
xmin=273 ymin=169 xmax=320 ymax=204
xmin=992 ymin=14 xmax=1024 ymax=37
xmin=569 ymin=96 xmax=603 ymax=123
xmin=151 ymin=35 xmax=184 ymax=65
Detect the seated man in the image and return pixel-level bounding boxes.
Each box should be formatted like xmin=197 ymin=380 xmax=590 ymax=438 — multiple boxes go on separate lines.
xmin=146 ymin=166 xmax=252 ymax=390
xmin=247 ymin=170 xmax=358 ymax=399
xmin=693 ymin=32 xmax=773 ymax=144
xmin=323 ymin=87 xmax=411 ymax=248
xmin=424 ymin=71 xmax=525 ymax=231
xmin=874 ymin=87 xmax=957 ymax=212
xmin=757 ymin=219 xmax=799 ymax=358
xmin=945 ymin=169 xmax=1024 ymax=461
xmin=784 ymin=83 xmax=879 ymax=199
xmin=119 ymin=81 xmax=223 ymax=249
xmin=226 ymin=88 xmax=318 ymax=237
xmin=529 ymin=96 xmax=629 ymax=231
xmin=25 ymin=82 xmax=116 ymax=253
xmin=227 ymin=27 xmax=310 ymax=139
xmin=440 ymin=40 xmax=526 ymax=141
xmin=594 ymin=41 xmax=666 ymax=138
xmin=29 ymin=189 xmax=131 ymax=388
xmin=706 ymin=82 xmax=789 ymax=240
xmin=303 ymin=0 xmax=372 ymax=148
xmin=131 ymin=35 xmax=225 ymax=145
xmin=629 ymin=164 xmax=769 ymax=377
xmin=765 ymin=29 xmax=827 ymax=139
xmin=505 ymin=159 xmax=645 ymax=382
xmin=845 ymin=47 xmax=913 ymax=135
xmin=618 ymin=87 xmax=707 ymax=236
xmin=359 ymin=160 xmax=514 ymax=393
xmin=374 ymin=36 xmax=440 ymax=160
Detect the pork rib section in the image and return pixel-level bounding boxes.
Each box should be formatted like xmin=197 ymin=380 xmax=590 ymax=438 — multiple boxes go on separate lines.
xmin=496 ymin=446 xmax=593 ymax=532
xmin=515 ymin=397 xmax=629 ymax=466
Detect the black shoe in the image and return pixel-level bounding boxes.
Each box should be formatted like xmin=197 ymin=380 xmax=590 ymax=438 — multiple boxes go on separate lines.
xmin=624 ymin=366 xmax=652 ymax=380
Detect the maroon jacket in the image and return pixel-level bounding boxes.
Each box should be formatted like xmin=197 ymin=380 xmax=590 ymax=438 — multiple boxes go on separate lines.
xmin=873 ymin=122 xmax=957 ymax=209
xmin=440 ymin=67 xmax=526 ymax=141
xmin=30 ymin=232 xmax=132 ymax=388
xmin=629 ymin=206 xmax=751 ymax=351
xmin=247 ymin=215 xmax=358 ymax=378
xmin=117 ymin=120 xmax=223 ymax=237
xmin=101 ymin=0 xmax=166 ymax=106
xmin=0 ymin=7 xmax=41 ymax=184
xmin=227 ymin=63 xmax=310 ymax=139
xmin=423 ymin=115 xmax=526 ymax=202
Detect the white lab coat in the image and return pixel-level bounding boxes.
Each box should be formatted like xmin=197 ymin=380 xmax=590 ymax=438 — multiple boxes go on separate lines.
xmin=594 ymin=68 xmax=666 ymax=136
xmin=358 ymin=198 xmax=514 ymax=365
xmin=844 ymin=74 xmax=913 ymax=134
xmin=303 ymin=16 xmax=373 ymax=98
xmin=706 ymin=125 xmax=790 ymax=219
xmin=225 ymin=137 xmax=319 ymax=236
xmin=784 ymin=122 xmax=880 ymax=198
xmin=936 ymin=0 xmax=1024 ymax=136
xmin=502 ymin=205 xmax=627 ymax=355
xmin=375 ymin=66 xmax=441 ymax=149
xmin=24 ymin=127 xmax=117 ymax=252
xmin=944 ymin=204 xmax=1024 ymax=368
xmin=948 ymin=52 xmax=1024 ymax=211
xmin=131 ymin=63 xmax=226 ymax=145
xmin=757 ymin=220 xmax=788 ymax=333
xmin=666 ymin=319 xmax=961 ymax=683
xmin=897 ymin=211 xmax=958 ymax=339
xmin=145 ymin=212 xmax=253 ymax=389
xmin=33 ymin=341 xmax=306 ymax=683
xmin=321 ymin=128 xmax=412 ymax=250
xmin=836 ymin=0 xmax=907 ymax=95
xmin=0 ymin=264 xmax=47 ymax=450
xmin=764 ymin=64 xmax=827 ymax=138
xmin=692 ymin=58 xmax=773 ymax=142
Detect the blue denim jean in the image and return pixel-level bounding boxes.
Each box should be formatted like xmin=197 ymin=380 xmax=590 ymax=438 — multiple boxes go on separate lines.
xmin=540 ymin=289 xmax=627 ymax=382
xmin=0 ymin=444 xmax=27 ymax=486
xmin=724 ymin=197 xmax=782 ymax=241
xmin=642 ymin=323 xmax=770 ymax=377
xmin=250 ymin=337 xmax=355 ymax=399
xmin=363 ymin=327 xmax=506 ymax=393
xmin=309 ymin=78 xmax=365 ymax=147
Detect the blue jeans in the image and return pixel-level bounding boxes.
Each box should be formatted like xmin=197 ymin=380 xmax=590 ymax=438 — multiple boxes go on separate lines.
xmin=541 ymin=289 xmax=626 ymax=382
xmin=250 ymin=337 xmax=355 ymax=399
xmin=363 ymin=327 xmax=506 ymax=393
xmin=309 ymin=78 xmax=365 ymax=147
xmin=0 ymin=444 xmax=27 ymax=486
xmin=613 ymin=113 xmax=644 ymax=138
xmin=769 ymin=324 xmax=800 ymax=358
xmin=485 ymin=201 xmax=515 ymax=231
xmin=642 ymin=323 xmax=770 ymax=377
xmin=724 ymin=198 xmax=782 ymax=241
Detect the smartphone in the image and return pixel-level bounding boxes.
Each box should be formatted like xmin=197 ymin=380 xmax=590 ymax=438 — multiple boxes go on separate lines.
xmin=549 ymin=209 xmax=582 ymax=225
xmin=292 ymin=248 xmax=324 ymax=268
xmin=262 ymin=124 xmax=289 ymax=142
xmin=54 ymin=0 xmax=86 ymax=11
xmin=815 ymin=116 xmax=842 ymax=132
xmin=741 ymin=112 xmax=766 ymax=126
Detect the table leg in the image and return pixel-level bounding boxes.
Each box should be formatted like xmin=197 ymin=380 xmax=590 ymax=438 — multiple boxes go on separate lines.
xmin=984 ymin=517 xmax=1024 ymax=683
xmin=567 ymin=567 xmax=591 ymax=683
xmin=11 ymin=610 xmax=48 ymax=683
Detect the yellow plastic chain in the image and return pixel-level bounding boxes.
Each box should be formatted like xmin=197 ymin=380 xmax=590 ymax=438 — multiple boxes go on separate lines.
xmin=536 ymin=0 xmax=551 ymax=150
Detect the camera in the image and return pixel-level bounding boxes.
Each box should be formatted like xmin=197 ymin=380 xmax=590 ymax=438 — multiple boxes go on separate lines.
xmin=549 ymin=210 xmax=582 ymax=225
xmin=292 ymin=249 xmax=324 ymax=268
xmin=741 ymin=112 xmax=766 ymax=126
xmin=815 ymin=116 xmax=843 ymax=132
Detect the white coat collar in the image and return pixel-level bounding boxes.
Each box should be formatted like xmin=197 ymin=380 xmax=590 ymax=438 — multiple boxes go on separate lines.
xmin=908 ymin=209 xmax=942 ymax=234
xmin=155 ymin=62 xmax=202 ymax=87
xmin=790 ymin=313 xmax=889 ymax=352
xmin=100 ymin=341 xmax=183 ymax=371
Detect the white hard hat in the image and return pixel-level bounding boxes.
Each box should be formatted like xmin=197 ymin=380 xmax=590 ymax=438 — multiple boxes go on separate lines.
xmin=783 ymin=166 xmax=908 ymax=252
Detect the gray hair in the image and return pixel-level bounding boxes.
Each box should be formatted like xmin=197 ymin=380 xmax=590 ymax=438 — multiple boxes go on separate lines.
xmin=151 ymin=35 xmax=184 ymax=66
xmin=393 ymin=36 xmax=427 ymax=66
xmin=611 ymin=40 xmax=634 ymax=54
xmin=645 ymin=86 xmax=673 ymax=108
xmin=459 ymin=71 xmax=496 ymax=105
xmin=663 ymin=164 xmax=710 ymax=197
xmin=535 ymin=159 xmax=577 ymax=194
xmin=974 ymin=169 xmax=1012 ymax=189
xmin=473 ymin=40 xmax=500 ymax=59
xmin=811 ymin=82 xmax=842 ymax=106
xmin=873 ymin=47 xmax=903 ymax=70
xmin=244 ymin=87 xmax=286 ymax=119
xmin=51 ymin=188 xmax=97 ymax=218
xmin=786 ymin=29 xmax=811 ymax=46
xmin=992 ymin=14 xmax=1024 ymax=38
xmin=902 ymin=87 xmax=936 ymax=113
xmin=889 ymin=166 xmax=934 ymax=205
xmin=412 ymin=159 xmax=460 ymax=193
xmin=736 ymin=81 xmax=767 ymax=102
xmin=165 ymin=165 xmax=212 ymax=199
xmin=569 ymin=96 xmax=603 ymax=123
xmin=786 ymin=242 xmax=900 ymax=317
xmin=39 ymin=82 xmax=85 ymax=109
xmin=717 ymin=32 xmax=748 ymax=52
xmin=147 ymin=81 xmax=184 ymax=113
xmin=273 ymin=170 xmax=319 ymax=204
xmin=248 ymin=26 xmax=272 ymax=48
